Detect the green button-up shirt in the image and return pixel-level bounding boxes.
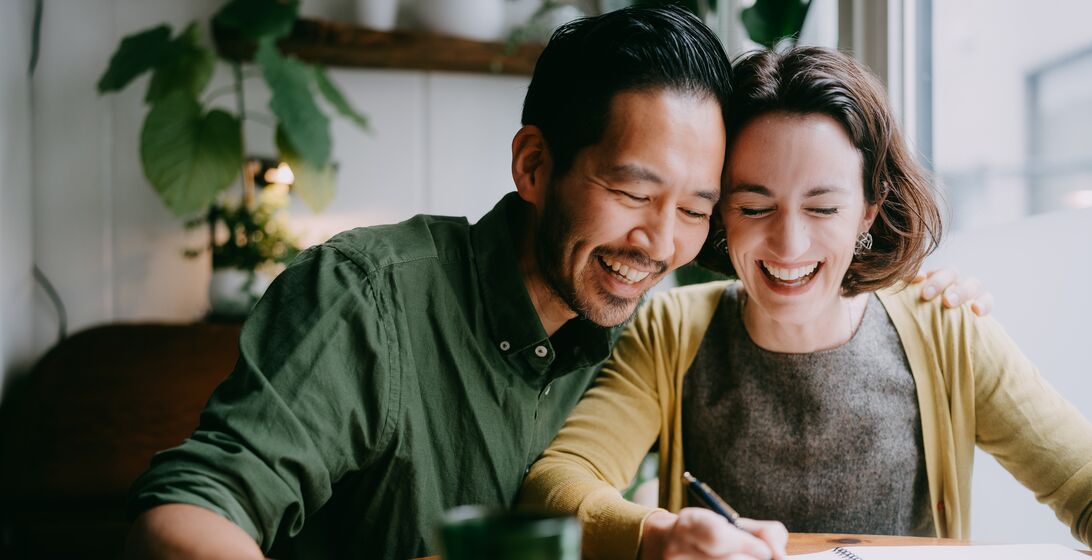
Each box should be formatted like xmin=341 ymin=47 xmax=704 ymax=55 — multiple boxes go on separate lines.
xmin=129 ymin=194 xmax=615 ymax=559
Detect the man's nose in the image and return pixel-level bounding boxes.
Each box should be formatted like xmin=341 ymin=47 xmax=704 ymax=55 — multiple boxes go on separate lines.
xmin=629 ymin=206 xmax=676 ymax=264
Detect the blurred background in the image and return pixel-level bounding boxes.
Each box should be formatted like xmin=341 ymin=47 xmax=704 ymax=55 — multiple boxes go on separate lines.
xmin=0 ymin=0 xmax=1089 ymax=554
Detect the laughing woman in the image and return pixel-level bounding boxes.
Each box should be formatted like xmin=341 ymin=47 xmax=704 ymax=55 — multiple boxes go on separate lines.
xmin=519 ymin=47 xmax=1092 ymax=560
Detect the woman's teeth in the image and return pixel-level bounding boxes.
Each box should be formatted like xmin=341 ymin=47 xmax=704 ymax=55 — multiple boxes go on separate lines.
xmin=762 ymin=261 xmax=819 ymax=282
xmin=600 ymin=256 xmax=651 ymax=284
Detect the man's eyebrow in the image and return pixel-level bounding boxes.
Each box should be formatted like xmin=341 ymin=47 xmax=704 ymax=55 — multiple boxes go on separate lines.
xmin=604 ymin=164 xmax=662 ymax=184
xmin=694 ymin=190 xmax=720 ymax=202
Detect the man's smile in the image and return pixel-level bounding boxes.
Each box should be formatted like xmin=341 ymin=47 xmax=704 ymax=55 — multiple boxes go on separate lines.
xmin=598 ymin=255 xmax=653 ymax=284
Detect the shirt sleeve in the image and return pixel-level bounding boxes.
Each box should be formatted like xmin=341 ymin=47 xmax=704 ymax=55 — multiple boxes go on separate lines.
xmin=970 ymin=313 xmax=1092 ymax=545
xmin=128 ymin=244 xmax=397 ymax=551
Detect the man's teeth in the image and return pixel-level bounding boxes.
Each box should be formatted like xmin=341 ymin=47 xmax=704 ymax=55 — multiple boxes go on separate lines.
xmin=762 ymin=261 xmax=819 ymax=281
xmin=601 ymin=256 xmax=651 ymax=284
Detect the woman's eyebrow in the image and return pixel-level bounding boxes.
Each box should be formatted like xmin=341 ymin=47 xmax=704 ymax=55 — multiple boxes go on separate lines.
xmin=804 ymin=186 xmax=849 ymax=197
xmin=728 ymin=182 xmax=771 ymax=196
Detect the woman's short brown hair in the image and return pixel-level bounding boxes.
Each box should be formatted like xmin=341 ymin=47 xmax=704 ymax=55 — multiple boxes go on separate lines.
xmin=696 ymin=47 xmax=943 ymax=296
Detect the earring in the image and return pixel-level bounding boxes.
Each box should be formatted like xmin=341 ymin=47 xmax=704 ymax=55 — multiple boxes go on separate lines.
xmin=713 ymin=228 xmax=728 ymax=254
xmin=854 ymin=231 xmax=873 ymax=256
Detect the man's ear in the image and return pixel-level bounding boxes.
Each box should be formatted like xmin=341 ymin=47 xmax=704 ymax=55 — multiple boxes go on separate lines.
xmin=512 ymin=125 xmax=552 ymax=207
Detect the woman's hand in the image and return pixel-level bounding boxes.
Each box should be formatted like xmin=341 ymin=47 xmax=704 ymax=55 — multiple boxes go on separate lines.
xmin=640 ymin=509 xmax=788 ymax=560
xmin=914 ymin=266 xmax=993 ymax=316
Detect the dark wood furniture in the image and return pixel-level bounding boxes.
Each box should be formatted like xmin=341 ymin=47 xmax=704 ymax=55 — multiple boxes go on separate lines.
xmin=0 ymin=322 xmax=241 ymax=559
xmin=214 ymin=17 xmax=545 ymax=76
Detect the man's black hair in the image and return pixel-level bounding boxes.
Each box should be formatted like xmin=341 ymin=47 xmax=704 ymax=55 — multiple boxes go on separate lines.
xmin=521 ymin=5 xmax=732 ymax=178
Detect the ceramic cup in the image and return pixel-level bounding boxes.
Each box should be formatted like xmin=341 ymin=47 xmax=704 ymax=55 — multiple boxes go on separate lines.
xmin=438 ymin=506 xmax=581 ymax=560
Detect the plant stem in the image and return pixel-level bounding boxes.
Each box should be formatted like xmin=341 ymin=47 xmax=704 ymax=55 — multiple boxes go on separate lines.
xmin=243 ymin=112 xmax=277 ymax=128
xmin=233 ymin=62 xmax=254 ymax=207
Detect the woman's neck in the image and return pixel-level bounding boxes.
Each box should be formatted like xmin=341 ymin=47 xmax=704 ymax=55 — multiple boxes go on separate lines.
xmin=740 ymin=288 xmax=869 ymax=354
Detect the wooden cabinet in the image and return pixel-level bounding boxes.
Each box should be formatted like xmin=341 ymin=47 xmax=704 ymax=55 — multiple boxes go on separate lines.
xmin=0 ymin=323 xmax=242 ymax=558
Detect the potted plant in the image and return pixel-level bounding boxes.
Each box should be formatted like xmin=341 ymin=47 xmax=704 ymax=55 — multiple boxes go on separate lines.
xmin=96 ymin=0 xmax=368 ymax=318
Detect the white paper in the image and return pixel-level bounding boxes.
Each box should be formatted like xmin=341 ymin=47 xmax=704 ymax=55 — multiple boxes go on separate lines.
xmin=788 ymin=544 xmax=1088 ymax=560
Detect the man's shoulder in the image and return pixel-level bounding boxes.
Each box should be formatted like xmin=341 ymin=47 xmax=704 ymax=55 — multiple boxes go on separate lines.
xmin=321 ymin=213 xmax=473 ymax=273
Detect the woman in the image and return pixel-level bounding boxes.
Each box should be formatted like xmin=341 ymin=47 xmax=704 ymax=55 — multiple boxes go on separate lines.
xmin=519 ymin=47 xmax=1092 ymax=560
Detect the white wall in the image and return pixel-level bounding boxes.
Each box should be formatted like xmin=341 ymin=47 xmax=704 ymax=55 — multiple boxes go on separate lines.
xmin=31 ymin=0 xmax=527 ymax=358
xmin=0 ymin=0 xmax=37 ymax=393
xmin=925 ymin=209 xmax=1092 ymax=547
xmin=933 ymin=0 xmax=1092 ymax=228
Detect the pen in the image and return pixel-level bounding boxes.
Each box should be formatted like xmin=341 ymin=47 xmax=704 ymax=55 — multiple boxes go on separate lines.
xmin=683 ymin=471 xmax=743 ymax=529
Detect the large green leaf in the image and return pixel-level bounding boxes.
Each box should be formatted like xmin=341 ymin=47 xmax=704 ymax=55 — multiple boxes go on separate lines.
xmin=741 ymin=0 xmax=811 ymax=50
xmin=214 ymin=0 xmax=300 ymax=41
xmin=140 ymin=92 xmax=244 ymax=216
xmin=146 ymin=23 xmax=216 ymax=103
xmin=276 ymin=127 xmax=335 ymax=212
xmin=97 ymin=24 xmax=172 ymax=93
xmin=257 ymin=38 xmax=331 ymax=168
xmin=314 ymin=66 xmax=369 ymax=130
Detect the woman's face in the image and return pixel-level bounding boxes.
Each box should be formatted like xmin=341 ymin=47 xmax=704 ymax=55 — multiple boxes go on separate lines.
xmin=722 ymin=111 xmax=878 ymax=324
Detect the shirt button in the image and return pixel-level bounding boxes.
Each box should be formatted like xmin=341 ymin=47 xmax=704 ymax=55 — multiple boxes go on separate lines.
xmin=499 ymin=340 xmax=510 ymax=351
xmin=534 ymin=345 xmax=548 ymax=358
xmin=543 ymin=383 xmax=552 ymax=396
xmin=525 ymin=465 xmax=531 ymax=476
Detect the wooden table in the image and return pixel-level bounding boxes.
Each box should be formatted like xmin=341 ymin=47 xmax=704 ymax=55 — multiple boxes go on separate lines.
xmin=419 ymin=532 xmax=1092 ymax=558
xmin=786 ymin=533 xmax=963 ymax=553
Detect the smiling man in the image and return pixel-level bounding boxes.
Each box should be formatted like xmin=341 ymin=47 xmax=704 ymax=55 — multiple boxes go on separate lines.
xmin=124 ymin=6 xmax=737 ymax=560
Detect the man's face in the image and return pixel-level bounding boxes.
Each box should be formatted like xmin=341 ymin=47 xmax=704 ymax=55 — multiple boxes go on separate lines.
xmin=536 ymin=89 xmax=726 ymax=327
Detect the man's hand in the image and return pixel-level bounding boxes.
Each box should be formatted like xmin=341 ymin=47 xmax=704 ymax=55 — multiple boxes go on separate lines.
xmin=914 ymin=267 xmax=993 ymax=316
xmin=640 ymin=509 xmax=788 ymax=560
xmin=125 ymin=504 xmax=264 ymax=560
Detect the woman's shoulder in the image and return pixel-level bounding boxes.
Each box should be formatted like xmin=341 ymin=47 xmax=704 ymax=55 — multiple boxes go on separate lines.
xmin=877 ymin=281 xmax=974 ymax=333
xmin=639 ymin=280 xmax=736 ymax=323
xmin=622 ymin=280 xmax=736 ymax=348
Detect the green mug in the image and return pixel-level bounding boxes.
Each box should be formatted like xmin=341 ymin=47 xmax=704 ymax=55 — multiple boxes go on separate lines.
xmin=438 ymin=506 xmax=581 ymax=560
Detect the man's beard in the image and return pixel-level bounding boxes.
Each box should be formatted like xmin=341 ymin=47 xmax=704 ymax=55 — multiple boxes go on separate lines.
xmin=535 ymin=186 xmax=662 ymax=327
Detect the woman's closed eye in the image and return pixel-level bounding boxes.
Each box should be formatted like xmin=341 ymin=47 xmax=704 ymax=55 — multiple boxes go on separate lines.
xmin=739 ymin=207 xmax=773 ymax=217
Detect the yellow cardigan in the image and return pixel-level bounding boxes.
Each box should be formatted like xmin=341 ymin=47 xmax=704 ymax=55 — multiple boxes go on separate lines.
xmin=520 ymin=281 xmax=1092 ymax=559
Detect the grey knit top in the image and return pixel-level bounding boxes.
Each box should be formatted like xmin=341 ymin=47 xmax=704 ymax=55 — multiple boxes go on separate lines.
xmin=682 ymin=283 xmax=935 ymax=536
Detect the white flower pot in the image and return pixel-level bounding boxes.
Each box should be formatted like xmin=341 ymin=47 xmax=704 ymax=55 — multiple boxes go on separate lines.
xmin=416 ymin=0 xmax=506 ymax=42
xmin=208 ymin=268 xmax=272 ymax=319
xmin=357 ymin=0 xmax=400 ymax=31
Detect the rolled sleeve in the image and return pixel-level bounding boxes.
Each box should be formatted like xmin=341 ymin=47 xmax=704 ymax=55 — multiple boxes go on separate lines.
xmin=128 ymin=244 xmax=397 ymax=550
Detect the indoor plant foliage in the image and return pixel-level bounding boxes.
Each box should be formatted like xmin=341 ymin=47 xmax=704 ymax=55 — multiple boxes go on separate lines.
xmin=96 ymin=1 xmax=366 ymax=244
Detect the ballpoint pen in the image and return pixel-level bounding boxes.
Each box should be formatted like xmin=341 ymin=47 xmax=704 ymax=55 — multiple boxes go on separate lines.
xmin=683 ymin=471 xmax=744 ymax=530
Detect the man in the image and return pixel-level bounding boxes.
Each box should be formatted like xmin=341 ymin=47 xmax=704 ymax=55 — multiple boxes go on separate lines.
xmin=125 ymin=6 xmax=982 ymax=559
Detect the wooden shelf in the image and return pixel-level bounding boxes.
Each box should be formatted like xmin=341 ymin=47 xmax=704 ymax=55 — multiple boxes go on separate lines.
xmin=214 ymin=18 xmax=545 ymax=76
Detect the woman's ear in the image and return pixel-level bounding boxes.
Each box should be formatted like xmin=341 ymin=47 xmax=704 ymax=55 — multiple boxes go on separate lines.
xmin=861 ymin=200 xmax=880 ymax=234
xmin=511 ymin=125 xmax=552 ymax=207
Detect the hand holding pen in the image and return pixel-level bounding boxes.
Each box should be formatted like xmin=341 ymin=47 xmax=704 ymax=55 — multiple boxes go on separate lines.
xmin=637 ymin=472 xmax=788 ymax=560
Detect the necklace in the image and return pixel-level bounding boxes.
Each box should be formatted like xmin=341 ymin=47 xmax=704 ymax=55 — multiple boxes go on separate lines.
xmin=740 ymin=288 xmax=863 ymax=350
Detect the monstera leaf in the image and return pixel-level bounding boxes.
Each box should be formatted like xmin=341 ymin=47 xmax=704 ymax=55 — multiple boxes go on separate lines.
xmin=97 ymin=25 xmax=172 ymax=93
xmin=276 ymin=127 xmax=335 ymax=212
xmin=256 ymin=38 xmax=331 ymax=168
xmin=741 ymin=0 xmax=811 ymax=49
xmin=314 ymin=66 xmax=369 ymax=130
xmin=140 ymin=92 xmax=244 ymax=216
xmin=145 ymin=23 xmax=216 ymax=103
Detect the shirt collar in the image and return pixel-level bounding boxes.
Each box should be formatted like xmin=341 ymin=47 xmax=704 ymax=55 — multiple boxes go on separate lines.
xmin=470 ymin=193 xmax=613 ymax=376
